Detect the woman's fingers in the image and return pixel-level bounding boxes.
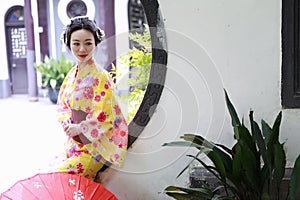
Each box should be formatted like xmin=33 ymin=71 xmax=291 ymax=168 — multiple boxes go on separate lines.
xmin=66 ymin=124 xmax=80 ymax=137
xmin=62 ymin=120 xmax=71 ymax=132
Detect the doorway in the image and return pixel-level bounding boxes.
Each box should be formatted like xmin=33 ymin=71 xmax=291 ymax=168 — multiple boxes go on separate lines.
xmin=5 ymin=6 xmax=28 ymax=94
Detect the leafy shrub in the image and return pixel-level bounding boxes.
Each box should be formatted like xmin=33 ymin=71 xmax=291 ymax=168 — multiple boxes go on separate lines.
xmin=163 ymin=90 xmax=300 ymax=200
xmin=34 ymin=54 xmax=73 ymax=89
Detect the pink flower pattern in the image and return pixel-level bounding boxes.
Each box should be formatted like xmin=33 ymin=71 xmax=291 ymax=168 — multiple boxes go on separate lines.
xmin=111 ymin=129 xmax=128 ymax=147
xmin=91 ymin=129 xmax=99 ymax=138
xmin=113 ymin=105 xmax=121 ymax=115
xmin=97 ymin=112 xmax=106 ymax=122
xmin=93 ymin=78 xmax=99 ymax=86
xmin=80 ymin=124 xmax=88 ymax=133
xmin=94 ymin=95 xmax=101 ymax=102
xmin=89 ymin=120 xmax=97 ymax=126
xmin=76 ymin=79 xmax=82 ymax=84
xmin=85 ymin=106 xmax=91 ymax=113
xmin=83 ymin=86 xmax=94 ymax=99
xmin=56 ymin=59 xmax=128 ymax=176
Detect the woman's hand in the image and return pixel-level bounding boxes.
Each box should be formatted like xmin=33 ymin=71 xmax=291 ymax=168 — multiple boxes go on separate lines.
xmin=62 ymin=119 xmax=71 ymax=133
xmin=62 ymin=120 xmax=81 ymax=137
xmin=65 ymin=124 xmax=81 ymax=137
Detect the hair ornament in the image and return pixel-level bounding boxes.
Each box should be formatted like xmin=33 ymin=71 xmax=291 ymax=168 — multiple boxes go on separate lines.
xmin=96 ymin=28 xmax=105 ymax=43
xmin=61 ymin=16 xmax=105 ymax=47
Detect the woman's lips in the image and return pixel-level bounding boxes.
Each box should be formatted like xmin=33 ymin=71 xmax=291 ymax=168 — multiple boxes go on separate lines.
xmin=79 ymin=55 xmax=87 ymax=58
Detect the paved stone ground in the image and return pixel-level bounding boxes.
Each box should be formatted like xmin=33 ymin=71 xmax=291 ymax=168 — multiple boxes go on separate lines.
xmin=0 ymin=95 xmax=66 ymax=193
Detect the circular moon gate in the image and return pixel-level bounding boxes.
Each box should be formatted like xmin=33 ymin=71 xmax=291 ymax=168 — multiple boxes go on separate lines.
xmin=127 ymin=0 xmax=167 ymax=148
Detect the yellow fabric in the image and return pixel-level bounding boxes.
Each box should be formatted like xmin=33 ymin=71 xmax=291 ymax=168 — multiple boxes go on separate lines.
xmin=54 ymin=139 xmax=105 ymax=180
xmin=56 ymin=59 xmax=128 ymax=178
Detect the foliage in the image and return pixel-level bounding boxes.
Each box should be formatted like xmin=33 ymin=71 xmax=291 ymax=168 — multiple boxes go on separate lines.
xmin=290 ymin=155 xmax=300 ymax=200
xmin=163 ymin=89 xmax=300 ymax=200
xmin=110 ymin=25 xmax=151 ymax=122
xmin=34 ymin=54 xmax=74 ymax=89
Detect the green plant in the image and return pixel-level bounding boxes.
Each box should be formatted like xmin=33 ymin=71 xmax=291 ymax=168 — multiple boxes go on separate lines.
xmin=163 ymin=89 xmax=300 ymax=200
xmin=110 ymin=25 xmax=151 ymax=122
xmin=290 ymin=155 xmax=300 ymax=200
xmin=34 ymin=54 xmax=74 ymax=89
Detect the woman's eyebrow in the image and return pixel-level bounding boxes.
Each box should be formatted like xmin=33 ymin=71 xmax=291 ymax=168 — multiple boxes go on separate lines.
xmin=71 ymin=38 xmax=93 ymax=41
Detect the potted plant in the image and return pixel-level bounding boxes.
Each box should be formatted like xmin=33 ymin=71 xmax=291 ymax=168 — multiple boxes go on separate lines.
xmin=163 ymin=90 xmax=300 ymax=199
xmin=34 ymin=54 xmax=74 ymax=103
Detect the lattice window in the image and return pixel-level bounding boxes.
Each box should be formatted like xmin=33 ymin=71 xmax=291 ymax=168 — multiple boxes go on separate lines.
xmin=128 ymin=0 xmax=146 ymax=31
xmin=10 ymin=27 xmax=27 ymax=59
xmin=128 ymin=0 xmax=147 ymax=50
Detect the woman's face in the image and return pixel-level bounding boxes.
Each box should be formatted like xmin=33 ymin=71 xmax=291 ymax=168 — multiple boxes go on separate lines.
xmin=70 ymin=29 xmax=96 ymax=65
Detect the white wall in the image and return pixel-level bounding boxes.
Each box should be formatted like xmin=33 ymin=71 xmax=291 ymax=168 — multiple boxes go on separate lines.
xmin=0 ymin=0 xmax=24 ymax=80
xmin=101 ymin=0 xmax=300 ymax=199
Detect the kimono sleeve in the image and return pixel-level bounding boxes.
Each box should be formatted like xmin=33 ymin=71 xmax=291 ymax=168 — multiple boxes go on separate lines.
xmin=56 ymin=68 xmax=74 ymax=124
xmin=79 ymin=71 xmax=128 ymax=168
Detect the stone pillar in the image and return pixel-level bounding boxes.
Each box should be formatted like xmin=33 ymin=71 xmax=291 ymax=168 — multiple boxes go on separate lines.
xmin=24 ymin=0 xmax=38 ymax=101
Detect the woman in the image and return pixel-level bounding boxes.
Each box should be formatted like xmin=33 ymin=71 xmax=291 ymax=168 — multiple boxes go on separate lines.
xmin=54 ymin=16 xmax=128 ymax=180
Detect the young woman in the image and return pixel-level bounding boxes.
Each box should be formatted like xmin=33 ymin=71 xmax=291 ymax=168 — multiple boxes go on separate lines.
xmin=54 ymin=16 xmax=128 ymax=180
xmin=0 ymin=17 xmax=126 ymax=199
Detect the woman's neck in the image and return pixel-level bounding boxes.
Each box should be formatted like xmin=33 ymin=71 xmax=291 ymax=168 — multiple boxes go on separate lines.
xmin=77 ymin=58 xmax=94 ymax=68
xmin=77 ymin=62 xmax=86 ymax=68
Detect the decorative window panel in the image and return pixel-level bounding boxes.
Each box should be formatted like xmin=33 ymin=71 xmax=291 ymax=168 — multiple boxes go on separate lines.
xmin=10 ymin=27 xmax=27 ymax=59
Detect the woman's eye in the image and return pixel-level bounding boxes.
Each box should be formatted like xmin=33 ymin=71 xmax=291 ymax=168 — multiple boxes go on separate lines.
xmin=72 ymin=43 xmax=79 ymax=46
xmin=86 ymin=42 xmax=92 ymax=45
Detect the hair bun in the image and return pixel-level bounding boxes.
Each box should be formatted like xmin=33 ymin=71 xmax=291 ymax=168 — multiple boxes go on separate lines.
xmin=61 ymin=16 xmax=105 ymax=48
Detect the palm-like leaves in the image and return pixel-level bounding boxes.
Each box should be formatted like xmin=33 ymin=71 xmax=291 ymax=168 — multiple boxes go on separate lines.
xmin=163 ymin=89 xmax=298 ymax=199
xmin=34 ymin=54 xmax=74 ymax=89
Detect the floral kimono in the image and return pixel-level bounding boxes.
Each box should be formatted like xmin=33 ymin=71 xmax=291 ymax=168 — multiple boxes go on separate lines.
xmin=54 ymin=59 xmax=128 ymax=180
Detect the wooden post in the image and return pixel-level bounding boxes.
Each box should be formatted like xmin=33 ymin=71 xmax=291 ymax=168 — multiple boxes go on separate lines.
xmin=37 ymin=0 xmax=49 ymax=60
xmin=24 ymin=0 xmax=38 ymax=101
xmin=97 ymin=0 xmax=116 ymax=72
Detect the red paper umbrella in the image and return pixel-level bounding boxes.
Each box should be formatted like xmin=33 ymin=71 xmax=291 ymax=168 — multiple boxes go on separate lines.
xmin=0 ymin=172 xmax=118 ymax=200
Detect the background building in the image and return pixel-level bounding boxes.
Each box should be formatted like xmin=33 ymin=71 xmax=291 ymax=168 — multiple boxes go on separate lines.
xmin=0 ymin=0 xmax=145 ymax=98
xmin=1 ymin=0 xmax=299 ymax=200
